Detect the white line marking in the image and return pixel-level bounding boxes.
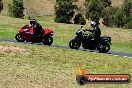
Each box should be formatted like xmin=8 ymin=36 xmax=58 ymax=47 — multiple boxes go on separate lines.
xmin=125 ymin=52 xmax=131 ymax=54
xmin=114 ymin=55 xmax=119 ymax=57
xmin=123 ymin=56 xmax=127 ymax=58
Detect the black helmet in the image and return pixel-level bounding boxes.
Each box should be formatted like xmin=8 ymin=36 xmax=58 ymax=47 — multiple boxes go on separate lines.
xmin=30 ymin=19 xmax=36 ymax=26
xmin=91 ymin=21 xmax=96 ymax=28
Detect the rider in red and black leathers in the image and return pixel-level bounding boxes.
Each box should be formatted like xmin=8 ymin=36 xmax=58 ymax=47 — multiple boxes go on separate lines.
xmin=30 ymin=19 xmax=43 ymax=43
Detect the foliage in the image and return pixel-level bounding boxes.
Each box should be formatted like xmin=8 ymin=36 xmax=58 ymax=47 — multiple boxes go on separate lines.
xmin=55 ymin=0 xmax=77 ymax=23
xmin=103 ymin=0 xmax=132 ymax=28
xmin=121 ymin=0 xmax=132 ymax=28
xmin=0 ymin=0 xmax=3 ymax=13
xmin=102 ymin=0 xmax=112 ymax=7
xmin=8 ymin=0 xmax=24 ymax=18
xmin=85 ymin=0 xmax=111 ymax=24
xmin=102 ymin=7 xmax=119 ymax=26
xmin=122 ymin=0 xmax=132 ymax=17
xmin=113 ymin=10 xmax=126 ymax=28
xmin=73 ymin=13 xmax=86 ymax=25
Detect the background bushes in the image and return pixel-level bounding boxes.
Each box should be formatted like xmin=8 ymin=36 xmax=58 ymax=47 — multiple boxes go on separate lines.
xmin=102 ymin=0 xmax=132 ymax=29
xmin=54 ymin=0 xmax=77 ymax=23
xmin=0 ymin=0 xmax=3 ymax=13
xmin=8 ymin=0 xmax=24 ymax=18
xmin=73 ymin=13 xmax=86 ymax=25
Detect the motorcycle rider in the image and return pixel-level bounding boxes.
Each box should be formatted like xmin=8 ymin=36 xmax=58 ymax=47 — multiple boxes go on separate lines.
xmin=86 ymin=21 xmax=101 ymax=42
xmin=29 ymin=19 xmax=44 ymax=43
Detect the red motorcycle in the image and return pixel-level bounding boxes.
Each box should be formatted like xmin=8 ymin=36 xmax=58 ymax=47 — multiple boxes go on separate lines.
xmin=15 ymin=25 xmax=53 ymax=45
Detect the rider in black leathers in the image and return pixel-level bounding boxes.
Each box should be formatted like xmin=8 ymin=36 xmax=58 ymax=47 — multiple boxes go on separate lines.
xmin=87 ymin=21 xmax=101 ymax=42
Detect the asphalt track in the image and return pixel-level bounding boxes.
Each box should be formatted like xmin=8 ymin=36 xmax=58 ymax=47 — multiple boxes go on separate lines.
xmin=0 ymin=39 xmax=132 ymax=58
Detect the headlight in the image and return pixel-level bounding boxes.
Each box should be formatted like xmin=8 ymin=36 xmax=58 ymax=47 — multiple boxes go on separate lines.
xmin=50 ymin=32 xmax=53 ymax=36
xmin=108 ymin=37 xmax=111 ymax=41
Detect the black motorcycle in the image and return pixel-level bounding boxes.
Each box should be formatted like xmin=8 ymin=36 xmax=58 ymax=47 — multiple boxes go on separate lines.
xmin=69 ymin=26 xmax=111 ymax=53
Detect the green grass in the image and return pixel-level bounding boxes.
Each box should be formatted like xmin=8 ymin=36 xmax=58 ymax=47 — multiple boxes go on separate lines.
xmin=0 ymin=1 xmax=131 ymax=87
xmin=0 ymin=15 xmax=131 ymax=87
xmin=111 ymin=41 xmax=132 ymax=53
xmin=0 ymin=42 xmax=132 ymax=88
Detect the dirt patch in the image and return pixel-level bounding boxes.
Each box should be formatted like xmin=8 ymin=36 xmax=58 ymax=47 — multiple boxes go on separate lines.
xmin=0 ymin=45 xmax=30 ymax=55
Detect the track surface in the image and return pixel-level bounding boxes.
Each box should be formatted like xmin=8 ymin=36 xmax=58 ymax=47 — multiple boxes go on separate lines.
xmin=0 ymin=39 xmax=132 ymax=58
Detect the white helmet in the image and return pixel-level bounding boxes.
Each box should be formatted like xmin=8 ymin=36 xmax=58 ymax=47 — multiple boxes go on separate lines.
xmin=91 ymin=21 xmax=96 ymax=28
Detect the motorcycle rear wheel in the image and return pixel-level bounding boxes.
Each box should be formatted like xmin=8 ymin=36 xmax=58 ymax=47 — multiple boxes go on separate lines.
xmin=69 ymin=39 xmax=81 ymax=49
xmin=42 ymin=36 xmax=53 ymax=45
xmin=15 ymin=33 xmax=25 ymax=42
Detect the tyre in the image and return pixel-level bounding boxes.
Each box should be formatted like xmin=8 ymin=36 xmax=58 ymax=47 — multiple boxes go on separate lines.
xmin=98 ymin=43 xmax=110 ymax=53
xmin=69 ymin=39 xmax=81 ymax=49
xmin=15 ymin=33 xmax=25 ymax=42
xmin=76 ymin=75 xmax=86 ymax=85
xmin=42 ymin=36 xmax=53 ymax=45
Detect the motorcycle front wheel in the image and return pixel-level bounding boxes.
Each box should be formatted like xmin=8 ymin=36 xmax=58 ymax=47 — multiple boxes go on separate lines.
xmin=69 ymin=39 xmax=81 ymax=49
xmin=42 ymin=36 xmax=53 ymax=45
xmin=98 ymin=43 xmax=110 ymax=53
xmin=15 ymin=33 xmax=25 ymax=42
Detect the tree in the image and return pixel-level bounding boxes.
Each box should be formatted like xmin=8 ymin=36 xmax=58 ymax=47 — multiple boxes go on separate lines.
xmin=85 ymin=0 xmax=111 ymax=24
xmin=0 ymin=0 xmax=3 ymax=13
xmin=102 ymin=6 xmax=119 ymax=26
xmin=122 ymin=0 xmax=132 ymax=17
xmin=113 ymin=10 xmax=126 ymax=28
xmin=102 ymin=0 xmax=132 ymax=28
xmin=8 ymin=0 xmax=24 ymax=18
xmin=112 ymin=0 xmax=132 ymax=28
xmin=121 ymin=0 xmax=132 ymax=28
xmin=102 ymin=0 xmax=112 ymax=7
xmin=55 ymin=0 xmax=77 ymax=23
xmin=73 ymin=13 xmax=86 ymax=25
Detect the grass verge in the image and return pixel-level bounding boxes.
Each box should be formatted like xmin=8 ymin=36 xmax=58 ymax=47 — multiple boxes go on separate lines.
xmin=0 ymin=42 xmax=132 ymax=88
